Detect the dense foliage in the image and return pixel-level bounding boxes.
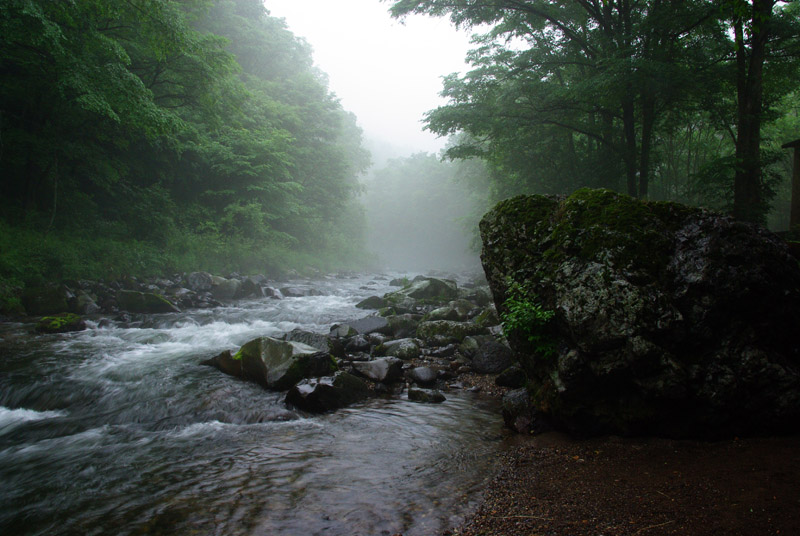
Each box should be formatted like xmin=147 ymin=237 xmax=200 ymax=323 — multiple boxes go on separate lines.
xmin=0 ymin=0 xmax=370 ymax=292
xmin=388 ymin=0 xmax=800 ymax=225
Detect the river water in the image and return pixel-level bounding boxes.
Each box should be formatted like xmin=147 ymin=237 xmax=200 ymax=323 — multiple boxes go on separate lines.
xmin=0 ymin=273 xmax=509 ymax=536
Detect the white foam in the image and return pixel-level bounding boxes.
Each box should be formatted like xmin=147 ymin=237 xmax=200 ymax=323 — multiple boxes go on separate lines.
xmin=169 ymin=420 xmax=228 ymax=438
xmin=0 ymin=406 xmax=66 ymax=435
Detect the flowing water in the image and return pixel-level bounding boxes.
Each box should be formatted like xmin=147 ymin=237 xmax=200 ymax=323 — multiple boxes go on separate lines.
xmin=0 ymin=274 xmax=509 ymax=536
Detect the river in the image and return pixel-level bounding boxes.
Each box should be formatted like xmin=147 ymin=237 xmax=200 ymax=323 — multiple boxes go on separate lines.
xmin=0 ymin=273 xmax=509 ymax=536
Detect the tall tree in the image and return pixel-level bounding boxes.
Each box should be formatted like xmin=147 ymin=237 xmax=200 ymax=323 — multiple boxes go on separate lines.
xmin=388 ymin=0 xmax=800 ymax=224
xmin=388 ymin=0 xmax=718 ymax=198
xmin=728 ymin=0 xmax=788 ymax=223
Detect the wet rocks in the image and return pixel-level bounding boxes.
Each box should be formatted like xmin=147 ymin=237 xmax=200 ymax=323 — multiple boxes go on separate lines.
xmin=202 ymin=336 xmax=335 ymax=391
xmin=471 ymin=341 xmax=515 ymax=374
xmin=285 ymin=372 xmax=370 ymax=413
xmin=416 ymin=320 xmax=488 ymax=346
xmin=210 ymin=276 xmax=241 ymax=301
xmin=192 ymin=271 xmax=513 ymax=417
xmin=425 ymin=299 xmax=479 ymax=322
xmin=185 ymin=271 xmax=213 ymax=292
xmin=352 ymin=357 xmax=404 ymax=383
xmin=356 ymin=296 xmax=386 ymax=309
xmin=347 ymin=316 xmax=391 ymax=336
xmin=407 ymin=366 xmax=437 ymax=386
xmin=495 ymin=366 xmax=526 ymax=389
xmin=116 ymin=290 xmax=181 ymax=314
xmin=501 ymin=388 xmax=547 ymax=434
xmin=378 ymin=338 xmax=421 ymax=361
xmin=408 ymin=388 xmax=446 ymax=404
xmin=22 ymin=285 xmax=70 ymax=315
xmin=383 ymin=277 xmax=459 ymax=312
xmin=283 ymin=328 xmax=333 ymax=353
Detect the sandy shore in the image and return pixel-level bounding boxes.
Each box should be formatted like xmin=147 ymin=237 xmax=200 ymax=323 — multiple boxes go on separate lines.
xmin=447 ymin=431 xmax=800 ymax=536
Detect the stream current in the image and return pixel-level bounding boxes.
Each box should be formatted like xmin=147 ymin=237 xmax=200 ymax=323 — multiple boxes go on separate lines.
xmin=0 ymin=273 xmax=509 ymax=536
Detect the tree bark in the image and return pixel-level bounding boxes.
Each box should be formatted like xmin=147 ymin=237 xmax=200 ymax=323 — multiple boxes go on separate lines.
xmin=732 ymin=0 xmax=773 ymax=224
xmin=622 ymin=94 xmax=639 ymax=197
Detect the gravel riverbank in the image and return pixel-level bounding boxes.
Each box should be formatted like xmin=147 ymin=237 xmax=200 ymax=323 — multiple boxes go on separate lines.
xmin=448 ymin=432 xmax=800 ymax=536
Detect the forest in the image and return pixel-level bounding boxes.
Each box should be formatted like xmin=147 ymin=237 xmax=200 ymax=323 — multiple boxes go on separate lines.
xmin=0 ymin=0 xmax=371 ymax=298
xmin=387 ymin=0 xmax=800 ymax=223
xmin=2 ymin=0 xmax=800 ymax=303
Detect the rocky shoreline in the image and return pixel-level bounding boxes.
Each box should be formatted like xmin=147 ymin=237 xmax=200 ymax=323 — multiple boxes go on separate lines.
xmin=198 ymin=274 xmax=521 ymax=413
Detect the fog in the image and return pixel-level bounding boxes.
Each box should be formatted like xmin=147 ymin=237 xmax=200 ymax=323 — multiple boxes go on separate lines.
xmin=361 ymin=153 xmax=492 ymax=272
xmin=264 ymin=1 xmax=493 ymax=271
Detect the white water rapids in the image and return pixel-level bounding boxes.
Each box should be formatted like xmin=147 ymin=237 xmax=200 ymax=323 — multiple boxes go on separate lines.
xmin=0 ymin=273 xmax=509 ymax=536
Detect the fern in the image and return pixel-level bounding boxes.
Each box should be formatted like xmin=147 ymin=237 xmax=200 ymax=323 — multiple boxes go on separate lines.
xmin=500 ymin=281 xmax=557 ymax=359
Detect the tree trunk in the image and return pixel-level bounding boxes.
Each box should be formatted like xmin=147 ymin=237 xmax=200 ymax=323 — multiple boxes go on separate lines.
xmin=622 ymin=94 xmax=639 ymax=197
xmin=638 ymin=94 xmax=656 ymax=199
xmin=732 ymin=0 xmax=773 ymax=224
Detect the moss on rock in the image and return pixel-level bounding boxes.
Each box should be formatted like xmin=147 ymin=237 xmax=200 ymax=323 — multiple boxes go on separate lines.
xmin=116 ymin=290 xmax=180 ymax=314
xmin=36 ymin=313 xmax=86 ymax=334
xmin=480 ymin=188 xmax=800 ymax=438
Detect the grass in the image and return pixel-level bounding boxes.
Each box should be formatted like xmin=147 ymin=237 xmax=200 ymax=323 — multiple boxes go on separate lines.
xmin=0 ymin=221 xmax=374 ymax=314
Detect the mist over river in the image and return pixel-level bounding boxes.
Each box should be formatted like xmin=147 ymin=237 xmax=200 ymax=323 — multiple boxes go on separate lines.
xmin=0 ymin=273 xmax=509 ymax=536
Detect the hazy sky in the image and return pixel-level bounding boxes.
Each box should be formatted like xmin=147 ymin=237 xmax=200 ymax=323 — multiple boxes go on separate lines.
xmin=265 ymin=0 xmax=473 ymax=156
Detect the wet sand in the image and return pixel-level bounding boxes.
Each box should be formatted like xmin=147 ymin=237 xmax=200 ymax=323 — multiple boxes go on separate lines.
xmin=448 ymin=432 xmax=800 ymax=536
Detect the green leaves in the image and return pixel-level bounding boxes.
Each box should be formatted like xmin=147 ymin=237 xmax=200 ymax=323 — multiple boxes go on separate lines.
xmin=500 ymin=281 xmax=557 ymax=359
xmin=1 ymin=0 xmax=371 ymax=276
xmin=389 ymin=0 xmax=799 ymax=217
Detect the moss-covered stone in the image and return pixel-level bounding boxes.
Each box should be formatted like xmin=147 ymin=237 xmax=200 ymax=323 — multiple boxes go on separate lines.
xmin=416 ymin=320 xmax=488 ymax=345
xmin=205 ymin=336 xmax=335 ymax=391
xmin=36 ymin=313 xmax=86 ymax=334
xmin=237 ymin=336 xmax=334 ymax=390
xmin=382 ymin=277 xmax=459 ymax=311
xmin=116 ymin=290 xmax=180 ymax=314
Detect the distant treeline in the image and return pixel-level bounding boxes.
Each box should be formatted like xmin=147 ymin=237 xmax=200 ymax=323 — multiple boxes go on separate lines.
xmin=0 ymin=0 xmax=371 ymax=291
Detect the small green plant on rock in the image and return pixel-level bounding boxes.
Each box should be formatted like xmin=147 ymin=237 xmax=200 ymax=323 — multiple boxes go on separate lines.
xmin=500 ymin=281 xmax=557 ymax=359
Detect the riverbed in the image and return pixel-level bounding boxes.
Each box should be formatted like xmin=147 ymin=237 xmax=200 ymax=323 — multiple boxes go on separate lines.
xmin=0 ymin=273 xmax=509 ymax=536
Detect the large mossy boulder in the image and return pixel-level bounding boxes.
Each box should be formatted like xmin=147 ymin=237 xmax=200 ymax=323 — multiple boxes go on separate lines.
xmin=202 ymin=336 xmax=335 ymax=390
xmin=480 ymin=188 xmax=800 ymax=437
xmin=116 ymin=290 xmax=180 ymax=314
